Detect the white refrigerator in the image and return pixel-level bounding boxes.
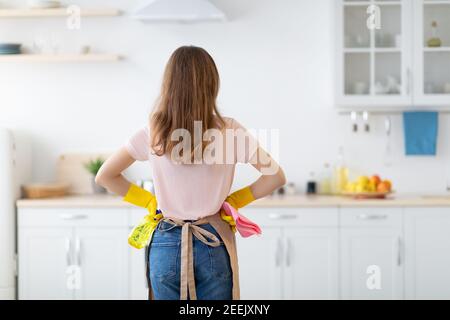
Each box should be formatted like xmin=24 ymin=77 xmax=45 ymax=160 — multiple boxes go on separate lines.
xmin=0 ymin=128 xmax=31 ymax=299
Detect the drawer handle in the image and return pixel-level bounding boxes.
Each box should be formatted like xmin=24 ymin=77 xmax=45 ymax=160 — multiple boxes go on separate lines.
xmin=397 ymin=237 xmax=403 ymax=266
xmin=358 ymin=214 xmax=387 ymax=220
xmin=65 ymin=238 xmax=72 ymax=266
xmin=75 ymin=237 xmax=82 ymax=266
xmin=60 ymin=214 xmax=88 ymax=220
xmin=286 ymin=238 xmax=292 ymax=267
xmin=269 ymin=213 xmax=297 ymax=220
xmin=275 ymin=237 xmax=283 ymax=267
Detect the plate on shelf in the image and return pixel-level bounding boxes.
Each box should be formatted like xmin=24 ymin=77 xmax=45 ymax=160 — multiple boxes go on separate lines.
xmin=341 ymin=191 xmax=394 ymax=200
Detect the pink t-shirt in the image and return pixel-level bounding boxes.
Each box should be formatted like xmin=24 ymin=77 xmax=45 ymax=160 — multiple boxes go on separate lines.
xmin=125 ymin=117 xmax=258 ymax=220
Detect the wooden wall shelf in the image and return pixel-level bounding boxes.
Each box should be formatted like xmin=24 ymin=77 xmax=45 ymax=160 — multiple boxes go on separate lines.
xmin=0 ymin=8 xmax=121 ymax=18
xmin=0 ymin=54 xmax=122 ymax=62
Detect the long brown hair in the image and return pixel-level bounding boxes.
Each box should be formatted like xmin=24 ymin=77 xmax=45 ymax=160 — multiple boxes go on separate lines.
xmin=150 ymin=46 xmax=225 ymax=158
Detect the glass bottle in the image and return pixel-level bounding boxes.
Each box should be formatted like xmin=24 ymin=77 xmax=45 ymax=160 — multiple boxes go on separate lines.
xmin=427 ymin=21 xmax=442 ymax=48
xmin=333 ymin=147 xmax=349 ymax=195
xmin=319 ymin=163 xmax=332 ymax=195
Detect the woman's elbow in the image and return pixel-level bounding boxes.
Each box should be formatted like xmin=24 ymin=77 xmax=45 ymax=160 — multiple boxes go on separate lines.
xmin=276 ymin=167 xmax=287 ymax=188
xmin=95 ymin=169 xmax=107 ymax=187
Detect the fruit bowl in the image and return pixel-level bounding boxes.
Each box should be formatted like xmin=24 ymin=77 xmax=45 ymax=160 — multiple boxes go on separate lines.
xmin=341 ymin=191 xmax=394 ymax=200
xmin=343 ymin=175 xmax=393 ymax=199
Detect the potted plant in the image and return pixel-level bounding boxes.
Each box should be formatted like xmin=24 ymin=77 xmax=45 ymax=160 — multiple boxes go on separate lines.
xmin=84 ymin=157 xmax=106 ymax=194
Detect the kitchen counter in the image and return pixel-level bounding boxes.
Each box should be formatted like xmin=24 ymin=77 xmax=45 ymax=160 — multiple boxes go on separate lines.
xmin=16 ymin=194 xmax=450 ymax=208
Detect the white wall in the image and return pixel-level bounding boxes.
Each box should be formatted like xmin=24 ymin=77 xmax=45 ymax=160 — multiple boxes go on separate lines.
xmin=0 ymin=0 xmax=449 ymax=194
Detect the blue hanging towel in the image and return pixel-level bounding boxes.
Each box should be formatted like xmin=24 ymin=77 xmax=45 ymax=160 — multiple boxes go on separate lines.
xmin=403 ymin=111 xmax=438 ymax=156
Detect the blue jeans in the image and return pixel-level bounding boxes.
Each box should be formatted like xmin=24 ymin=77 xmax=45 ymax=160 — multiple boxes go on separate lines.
xmin=149 ymin=221 xmax=233 ymax=300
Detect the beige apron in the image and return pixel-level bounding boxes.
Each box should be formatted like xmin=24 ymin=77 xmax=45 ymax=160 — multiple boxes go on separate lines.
xmin=145 ymin=212 xmax=240 ymax=300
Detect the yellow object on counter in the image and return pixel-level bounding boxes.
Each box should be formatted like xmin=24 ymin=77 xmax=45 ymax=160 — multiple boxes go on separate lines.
xmin=333 ymin=166 xmax=349 ymax=195
xmin=332 ymin=147 xmax=349 ymax=195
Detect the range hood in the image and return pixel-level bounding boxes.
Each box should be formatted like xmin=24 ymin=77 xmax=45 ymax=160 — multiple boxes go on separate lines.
xmin=133 ymin=0 xmax=226 ymax=23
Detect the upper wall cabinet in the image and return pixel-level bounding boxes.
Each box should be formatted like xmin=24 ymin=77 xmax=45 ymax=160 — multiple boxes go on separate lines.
xmin=336 ymin=0 xmax=450 ymax=110
xmin=414 ymin=0 xmax=450 ymax=106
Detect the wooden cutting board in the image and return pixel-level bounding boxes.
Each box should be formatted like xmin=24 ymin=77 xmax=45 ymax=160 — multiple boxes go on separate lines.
xmin=56 ymin=153 xmax=111 ymax=195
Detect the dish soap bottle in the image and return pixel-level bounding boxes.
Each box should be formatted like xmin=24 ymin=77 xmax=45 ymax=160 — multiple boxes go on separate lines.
xmin=427 ymin=21 xmax=442 ymax=47
xmin=333 ymin=146 xmax=349 ymax=195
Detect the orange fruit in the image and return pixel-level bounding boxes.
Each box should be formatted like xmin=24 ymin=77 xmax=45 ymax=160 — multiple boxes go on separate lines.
xmin=370 ymin=175 xmax=381 ymax=187
xmin=383 ymin=180 xmax=392 ymax=191
xmin=377 ymin=182 xmax=389 ymax=193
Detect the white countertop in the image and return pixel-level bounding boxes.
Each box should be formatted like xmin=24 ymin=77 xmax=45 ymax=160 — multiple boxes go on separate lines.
xmin=16 ymin=194 xmax=450 ymax=208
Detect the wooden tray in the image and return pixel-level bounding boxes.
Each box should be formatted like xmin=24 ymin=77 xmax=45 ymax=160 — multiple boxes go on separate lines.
xmin=341 ymin=191 xmax=393 ymax=200
xmin=23 ymin=183 xmax=70 ymax=199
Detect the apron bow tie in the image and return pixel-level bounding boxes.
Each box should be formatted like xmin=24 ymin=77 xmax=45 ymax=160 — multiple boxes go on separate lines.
xmin=163 ymin=218 xmax=221 ymax=300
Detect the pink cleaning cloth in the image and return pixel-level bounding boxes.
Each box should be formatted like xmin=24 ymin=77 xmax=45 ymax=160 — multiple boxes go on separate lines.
xmin=222 ymin=202 xmax=262 ymax=238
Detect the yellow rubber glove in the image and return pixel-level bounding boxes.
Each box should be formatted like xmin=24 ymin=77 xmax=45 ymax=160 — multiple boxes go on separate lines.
xmin=226 ymin=186 xmax=255 ymax=210
xmin=221 ymin=186 xmax=255 ymax=233
xmin=123 ymin=183 xmax=157 ymax=212
xmin=124 ymin=184 xmax=162 ymax=249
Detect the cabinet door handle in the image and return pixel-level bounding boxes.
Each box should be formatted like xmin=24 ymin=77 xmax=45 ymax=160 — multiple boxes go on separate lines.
xmin=358 ymin=213 xmax=387 ymax=220
xmin=397 ymin=237 xmax=403 ymax=266
xmin=75 ymin=237 xmax=82 ymax=266
xmin=60 ymin=214 xmax=88 ymax=220
xmin=286 ymin=238 xmax=292 ymax=267
xmin=65 ymin=238 xmax=72 ymax=266
xmin=269 ymin=213 xmax=297 ymax=220
xmin=275 ymin=238 xmax=283 ymax=267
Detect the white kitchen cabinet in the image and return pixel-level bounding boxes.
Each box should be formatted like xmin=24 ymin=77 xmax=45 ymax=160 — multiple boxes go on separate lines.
xmin=413 ymin=0 xmax=450 ymax=106
xmin=18 ymin=203 xmax=450 ymax=300
xmin=283 ymin=227 xmax=339 ymax=300
xmin=405 ymin=207 xmax=450 ymax=299
xmin=129 ymin=246 xmax=148 ymax=300
xmin=18 ymin=208 xmax=130 ymax=300
xmin=237 ymin=208 xmax=339 ymax=300
xmin=340 ymin=208 xmax=404 ymax=300
xmin=73 ymin=228 xmax=129 ymax=300
xmin=336 ymin=0 xmax=413 ymax=108
xmin=18 ymin=227 xmax=74 ymax=300
xmin=237 ymin=227 xmax=283 ymax=300
xmin=336 ymin=0 xmax=450 ymax=109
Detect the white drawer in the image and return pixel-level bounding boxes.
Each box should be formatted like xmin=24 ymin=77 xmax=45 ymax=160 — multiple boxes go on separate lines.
xmin=340 ymin=207 xmax=402 ymax=227
xmin=239 ymin=208 xmax=339 ymax=227
xmin=18 ymin=208 xmax=129 ymax=228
